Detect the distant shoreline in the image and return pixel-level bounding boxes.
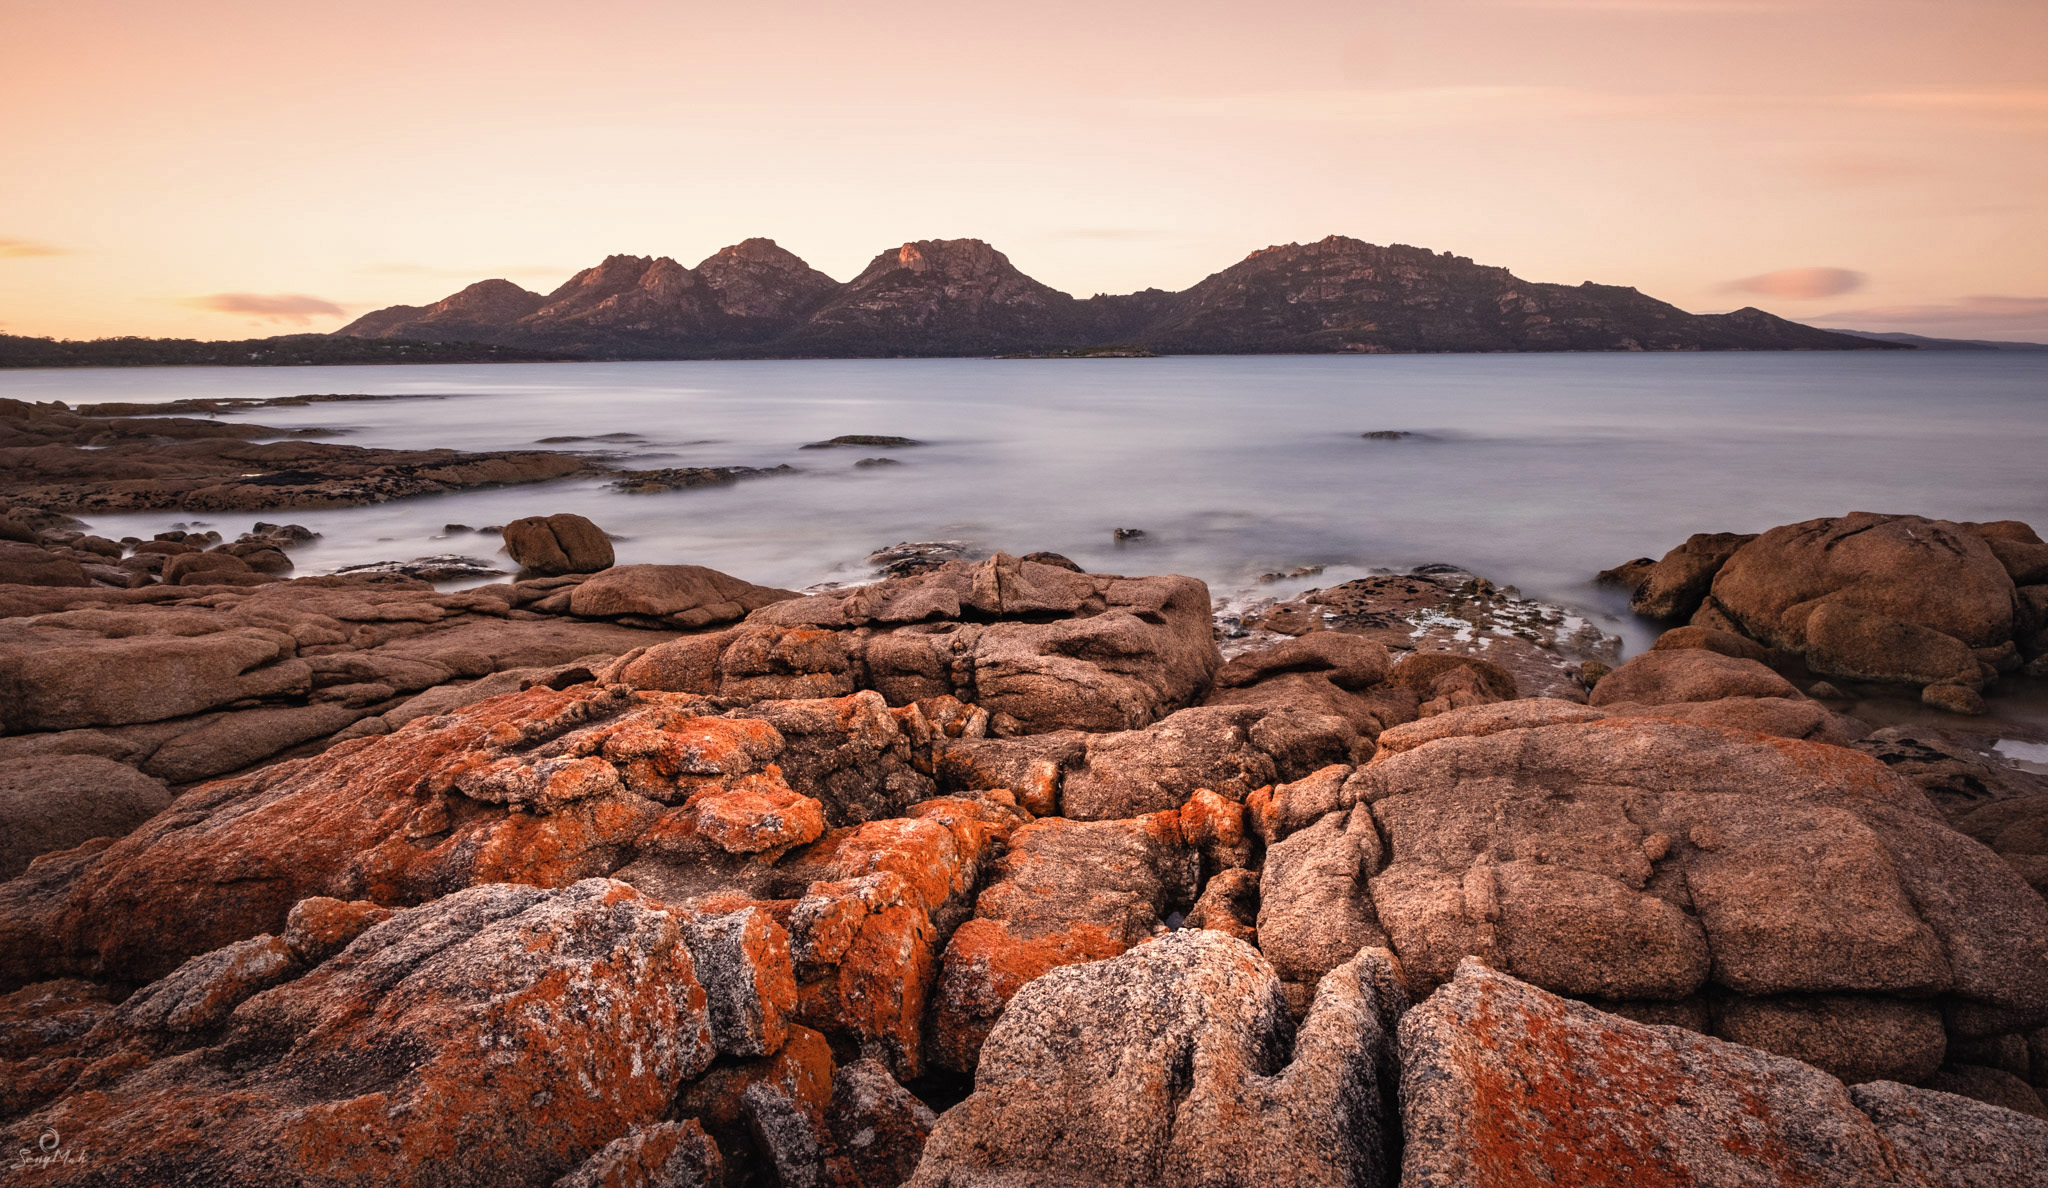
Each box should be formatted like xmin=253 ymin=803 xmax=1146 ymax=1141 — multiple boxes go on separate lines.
xmin=5 ymin=330 xmax=2044 ymax=371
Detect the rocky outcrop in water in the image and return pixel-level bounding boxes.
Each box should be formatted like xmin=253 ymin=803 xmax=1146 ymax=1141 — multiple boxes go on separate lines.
xmin=1602 ymin=513 xmax=2048 ymax=710
xmin=3 ymin=514 xmax=2045 ymax=1184
xmin=0 ymin=397 xmax=592 ymax=514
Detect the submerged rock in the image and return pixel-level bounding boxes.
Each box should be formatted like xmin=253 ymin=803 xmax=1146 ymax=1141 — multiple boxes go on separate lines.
xmin=803 ymin=435 xmax=924 ymax=449
xmin=610 ymin=464 xmax=796 ymax=493
xmin=332 ymin=554 xmax=507 ymax=582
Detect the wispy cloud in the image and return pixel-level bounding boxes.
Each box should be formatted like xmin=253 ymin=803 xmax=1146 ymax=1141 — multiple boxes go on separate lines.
xmin=1816 ymin=295 xmax=2048 ymax=338
xmin=183 ymin=293 xmax=348 ymax=326
xmin=1721 ymin=267 xmax=1866 ymax=300
xmin=0 ymin=238 xmax=68 ymax=259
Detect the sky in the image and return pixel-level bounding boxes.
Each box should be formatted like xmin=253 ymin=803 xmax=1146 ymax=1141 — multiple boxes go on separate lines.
xmin=2 ymin=0 xmax=2045 ymax=342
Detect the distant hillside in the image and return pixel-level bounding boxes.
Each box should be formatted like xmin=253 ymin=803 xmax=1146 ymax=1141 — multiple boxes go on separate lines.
xmin=0 ymin=333 xmax=580 ymax=369
xmin=334 ymin=234 xmax=1901 ymax=358
xmin=1820 ymin=329 xmax=2048 ymax=351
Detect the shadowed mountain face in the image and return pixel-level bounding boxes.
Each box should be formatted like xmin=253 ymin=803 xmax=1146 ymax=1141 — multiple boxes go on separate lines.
xmin=335 ymin=234 xmax=1899 ymax=357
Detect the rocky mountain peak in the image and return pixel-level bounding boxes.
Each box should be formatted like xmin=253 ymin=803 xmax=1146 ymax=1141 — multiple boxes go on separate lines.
xmin=334 ymin=234 xmax=1896 ymax=357
xmin=431 ymin=279 xmax=544 ymax=320
xmin=539 ymin=254 xmax=656 ymax=307
xmin=694 ymin=239 xmax=840 ymax=323
xmin=705 ymin=237 xmax=804 ymax=266
xmin=889 ymin=239 xmax=1007 ymax=279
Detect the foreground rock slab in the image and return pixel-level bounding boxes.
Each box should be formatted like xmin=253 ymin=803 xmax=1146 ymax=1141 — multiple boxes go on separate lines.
xmin=10 ymin=880 xmax=717 ymax=1188
xmin=1398 ymin=958 xmax=2048 ymax=1187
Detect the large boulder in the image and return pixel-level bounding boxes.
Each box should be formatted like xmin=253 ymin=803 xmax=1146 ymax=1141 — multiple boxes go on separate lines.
xmin=503 ymin=513 xmax=616 ymax=576
xmin=1699 ymin=513 xmax=2021 ymax=701
xmin=910 ymin=934 xmax=1408 ymax=1188
xmin=1296 ymin=716 xmax=2048 ymax=1084
xmin=0 ymin=755 xmax=173 ymax=879
xmin=1256 ymin=806 xmax=1387 ymax=1002
xmin=1399 ymin=959 xmax=2048 ymax=1187
xmin=1803 ymin=599 xmax=1984 ymax=689
xmin=1710 ymin=513 xmax=2016 ymax=651
xmin=7 ymin=880 xmax=718 ymax=1187
xmin=162 ymin=549 xmax=257 ymax=586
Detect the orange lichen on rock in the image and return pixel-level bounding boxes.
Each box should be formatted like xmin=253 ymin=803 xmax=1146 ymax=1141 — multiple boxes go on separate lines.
xmin=925 ymin=810 xmax=1196 ymax=1073
xmin=8 ymin=880 xmax=717 ymax=1188
xmin=1398 ymin=960 xmax=1916 ymax=1187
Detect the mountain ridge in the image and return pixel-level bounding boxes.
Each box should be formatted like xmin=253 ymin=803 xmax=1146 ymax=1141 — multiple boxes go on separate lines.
xmin=334 ymin=234 xmax=1901 ymax=357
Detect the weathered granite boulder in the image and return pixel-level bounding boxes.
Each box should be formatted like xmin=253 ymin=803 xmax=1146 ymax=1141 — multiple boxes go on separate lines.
xmin=627 ymin=553 xmax=1220 ymax=732
xmin=1851 ymin=1080 xmax=2048 ymax=1186
xmin=910 ymin=934 xmax=1408 ymax=1188
xmin=502 ymin=513 xmax=616 ymax=575
xmin=1602 ymin=514 xmax=2048 ymax=709
xmin=0 ymin=683 xmax=925 ymax=994
xmin=1206 ymin=633 xmax=1413 ymax=734
xmin=1399 ymin=959 xmax=2048 ymax=1187
xmin=1257 ymin=806 xmax=1387 ymax=1007
xmin=1709 ymin=514 xmax=2015 ymax=653
xmin=6 ymin=880 xmax=717 ymax=1187
xmin=1374 ymin=698 xmax=1605 ymax=753
xmin=1266 ymin=715 xmax=2048 ymax=1085
xmin=553 ymin=1120 xmax=723 ymax=1188
xmin=162 ymin=548 xmax=258 ymax=586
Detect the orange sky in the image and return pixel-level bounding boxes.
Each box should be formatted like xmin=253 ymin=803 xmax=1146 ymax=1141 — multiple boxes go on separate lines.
xmin=3 ymin=0 xmax=2044 ymax=341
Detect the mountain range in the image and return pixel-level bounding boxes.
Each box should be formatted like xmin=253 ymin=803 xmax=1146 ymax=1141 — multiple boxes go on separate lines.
xmin=336 ymin=235 xmax=1898 ymax=357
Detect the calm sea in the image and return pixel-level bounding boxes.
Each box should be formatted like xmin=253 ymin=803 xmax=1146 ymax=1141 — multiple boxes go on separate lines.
xmin=7 ymin=353 xmax=2046 ymax=671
